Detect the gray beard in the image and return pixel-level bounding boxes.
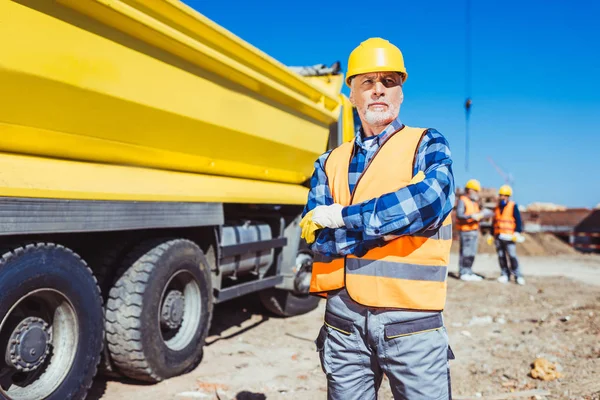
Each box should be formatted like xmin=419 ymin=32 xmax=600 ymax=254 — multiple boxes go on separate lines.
xmin=363 ymin=105 xmax=399 ymax=125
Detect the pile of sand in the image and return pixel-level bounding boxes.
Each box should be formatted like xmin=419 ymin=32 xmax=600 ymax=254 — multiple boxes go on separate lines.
xmin=452 ymin=233 xmax=578 ymax=256
xmin=528 ymin=232 xmax=578 ymax=256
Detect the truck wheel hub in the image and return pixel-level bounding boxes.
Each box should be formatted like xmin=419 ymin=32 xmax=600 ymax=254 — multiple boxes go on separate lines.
xmin=293 ymin=253 xmax=313 ymax=294
xmin=161 ymin=290 xmax=185 ymax=329
xmin=6 ymin=317 xmax=51 ymax=372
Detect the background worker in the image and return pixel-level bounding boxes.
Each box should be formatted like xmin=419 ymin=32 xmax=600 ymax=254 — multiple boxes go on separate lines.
xmin=456 ymin=179 xmax=486 ymax=281
xmin=300 ymin=38 xmax=455 ymax=400
xmin=489 ymin=184 xmax=525 ymax=285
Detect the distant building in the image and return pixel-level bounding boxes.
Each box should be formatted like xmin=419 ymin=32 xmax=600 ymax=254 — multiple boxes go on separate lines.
xmin=521 ymin=208 xmax=591 ymax=242
xmin=571 ymin=210 xmax=600 ymax=253
xmin=526 ymin=202 xmax=567 ymax=212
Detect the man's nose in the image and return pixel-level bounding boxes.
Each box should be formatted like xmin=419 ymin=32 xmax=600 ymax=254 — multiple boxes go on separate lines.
xmin=372 ymin=81 xmax=385 ymax=97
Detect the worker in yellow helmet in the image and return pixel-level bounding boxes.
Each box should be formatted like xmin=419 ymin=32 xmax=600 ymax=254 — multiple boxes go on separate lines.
xmin=491 ymin=185 xmax=525 ymax=285
xmin=299 ymin=38 xmax=455 ymax=399
xmin=456 ymin=179 xmax=488 ymax=281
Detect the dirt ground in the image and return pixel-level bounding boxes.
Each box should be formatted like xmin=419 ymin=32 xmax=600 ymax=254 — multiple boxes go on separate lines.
xmin=87 ymin=253 xmax=600 ymax=400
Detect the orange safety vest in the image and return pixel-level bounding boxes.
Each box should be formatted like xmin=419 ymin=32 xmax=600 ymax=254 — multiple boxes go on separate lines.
xmin=309 ymin=126 xmax=452 ymax=310
xmin=494 ymin=201 xmax=516 ymax=235
xmin=457 ymin=195 xmax=480 ymax=232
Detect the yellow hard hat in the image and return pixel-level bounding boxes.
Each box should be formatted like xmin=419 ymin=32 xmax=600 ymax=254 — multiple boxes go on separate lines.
xmin=498 ymin=185 xmax=513 ymax=196
xmin=346 ymin=38 xmax=407 ymax=87
xmin=465 ymin=179 xmax=481 ymax=192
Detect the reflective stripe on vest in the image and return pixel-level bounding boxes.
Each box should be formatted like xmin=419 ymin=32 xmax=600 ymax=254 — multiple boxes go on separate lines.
xmin=309 ymin=126 xmax=451 ymax=310
xmin=494 ymin=201 xmax=516 ymax=235
xmin=457 ymin=196 xmax=480 ymax=231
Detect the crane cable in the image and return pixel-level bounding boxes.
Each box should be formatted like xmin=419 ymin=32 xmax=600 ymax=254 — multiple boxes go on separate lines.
xmin=464 ymin=0 xmax=472 ymax=172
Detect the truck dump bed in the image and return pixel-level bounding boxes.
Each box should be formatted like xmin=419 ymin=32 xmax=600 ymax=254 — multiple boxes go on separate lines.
xmin=0 ymin=0 xmax=347 ymax=204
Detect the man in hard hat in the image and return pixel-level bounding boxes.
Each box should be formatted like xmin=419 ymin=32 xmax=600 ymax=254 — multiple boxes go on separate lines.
xmin=300 ymin=38 xmax=455 ymax=399
xmin=456 ymin=179 xmax=486 ymax=281
xmin=490 ymin=185 xmax=525 ymax=285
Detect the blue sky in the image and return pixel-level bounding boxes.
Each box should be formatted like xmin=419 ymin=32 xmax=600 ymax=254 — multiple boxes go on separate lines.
xmin=184 ymin=0 xmax=600 ymax=208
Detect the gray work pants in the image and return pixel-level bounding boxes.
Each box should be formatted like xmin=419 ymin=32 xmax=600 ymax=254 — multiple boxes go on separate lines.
xmin=495 ymin=238 xmax=522 ymax=278
xmin=315 ymin=288 xmax=453 ymax=400
xmin=459 ymin=230 xmax=479 ymax=276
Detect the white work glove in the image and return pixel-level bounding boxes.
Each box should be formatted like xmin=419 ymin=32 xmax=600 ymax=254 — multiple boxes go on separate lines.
xmin=512 ymin=232 xmax=525 ymax=243
xmin=498 ymin=233 xmax=525 ymax=243
xmin=472 ymin=212 xmax=484 ymax=221
xmin=482 ymin=209 xmax=494 ymax=219
xmin=299 ymin=204 xmax=345 ymax=244
xmin=312 ymin=204 xmax=345 ymax=229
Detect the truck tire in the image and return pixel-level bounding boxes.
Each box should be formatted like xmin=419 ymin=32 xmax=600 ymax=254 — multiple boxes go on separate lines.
xmin=259 ymin=290 xmax=320 ymax=317
xmin=0 ymin=243 xmax=103 ymax=400
xmin=81 ymin=240 xmax=135 ymax=378
xmin=84 ymin=241 xmax=132 ymax=299
xmin=105 ymin=239 xmax=212 ymax=382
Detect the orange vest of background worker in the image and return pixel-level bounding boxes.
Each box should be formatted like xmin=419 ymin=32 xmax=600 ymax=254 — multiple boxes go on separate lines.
xmin=456 ymin=179 xmax=487 ymax=281
xmin=494 ymin=201 xmax=516 ymax=234
xmin=457 ymin=195 xmax=480 ymax=232
xmin=309 ymin=127 xmax=452 ymax=310
xmin=491 ymin=185 xmax=525 ymax=285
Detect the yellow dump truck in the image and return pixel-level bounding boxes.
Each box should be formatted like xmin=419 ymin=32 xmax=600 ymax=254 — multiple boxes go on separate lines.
xmin=0 ymin=1 xmax=355 ymax=398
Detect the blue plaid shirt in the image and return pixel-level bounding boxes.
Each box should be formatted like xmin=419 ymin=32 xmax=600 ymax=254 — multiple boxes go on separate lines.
xmin=302 ymin=117 xmax=455 ymax=257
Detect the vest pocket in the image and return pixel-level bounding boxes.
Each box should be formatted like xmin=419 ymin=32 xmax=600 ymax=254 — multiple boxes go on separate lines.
xmin=384 ymin=313 xmax=443 ymax=339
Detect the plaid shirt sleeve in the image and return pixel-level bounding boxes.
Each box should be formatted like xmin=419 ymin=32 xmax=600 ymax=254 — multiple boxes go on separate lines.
xmin=342 ymin=128 xmax=455 ymax=241
xmin=302 ymin=151 xmax=333 ymax=215
xmin=301 ymin=151 xmax=365 ymax=257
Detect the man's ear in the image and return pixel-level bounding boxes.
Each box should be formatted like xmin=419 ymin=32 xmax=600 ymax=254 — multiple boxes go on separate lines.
xmin=349 ymin=89 xmax=356 ymax=106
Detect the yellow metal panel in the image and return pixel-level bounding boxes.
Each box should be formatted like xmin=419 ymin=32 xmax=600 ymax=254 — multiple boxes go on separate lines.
xmin=341 ymin=95 xmax=357 ymax=143
xmin=0 ymin=1 xmax=338 ymax=185
xmin=118 ymin=0 xmax=341 ymax=112
xmin=0 ymin=153 xmax=309 ymax=204
xmin=56 ymin=0 xmax=340 ymax=122
xmin=0 ymin=122 xmax=302 ymax=183
xmin=303 ymin=75 xmax=345 ymax=100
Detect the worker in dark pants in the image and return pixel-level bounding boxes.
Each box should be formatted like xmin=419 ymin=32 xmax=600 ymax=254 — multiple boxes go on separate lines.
xmin=456 ymin=179 xmax=485 ymax=281
xmin=489 ymin=185 xmax=525 ymax=285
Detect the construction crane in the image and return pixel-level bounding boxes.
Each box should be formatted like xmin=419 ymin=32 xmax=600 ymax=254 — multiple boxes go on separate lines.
xmin=464 ymin=0 xmax=472 ymax=172
xmin=487 ymin=156 xmax=515 ymax=186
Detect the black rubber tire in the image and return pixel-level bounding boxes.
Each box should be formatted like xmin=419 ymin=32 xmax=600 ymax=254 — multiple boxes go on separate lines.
xmin=105 ymin=239 xmax=213 ymax=382
xmin=259 ymin=289 xmax=321 ymax=317
xmin=81 ymin=240 xmax=135 ymax=378
xmin=83 ymin=241 xmax=131 ymax=300
xmin=0 ymin=243 xmax=103 ymax=400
